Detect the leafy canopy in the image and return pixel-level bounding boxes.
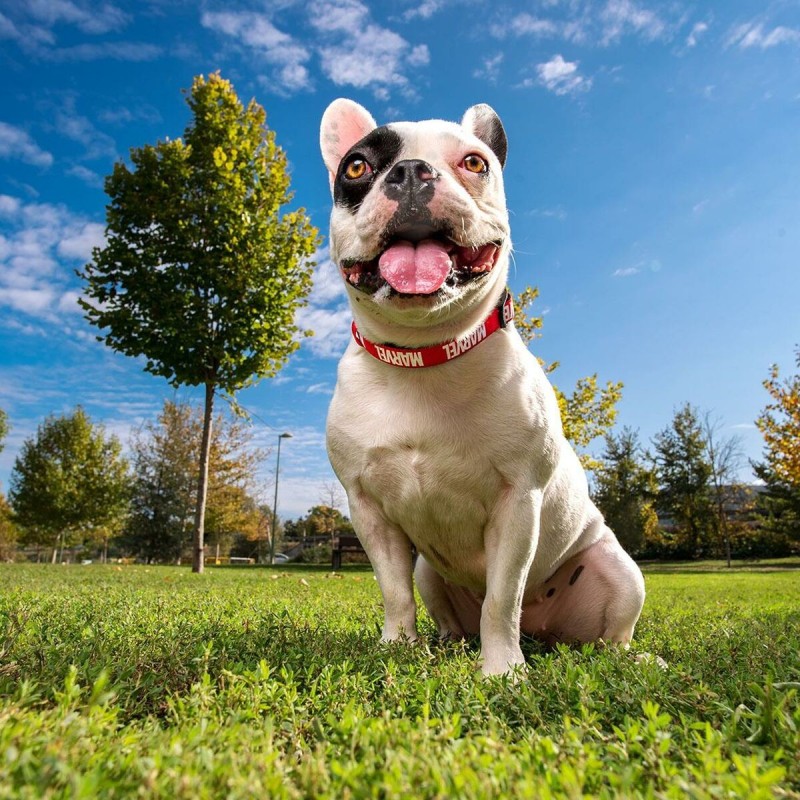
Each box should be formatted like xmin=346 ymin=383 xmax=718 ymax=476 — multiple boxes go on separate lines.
xmin=756 ymin=346 xmax=800 ymax=488
xmin=754 ymin=346 xmax=800 ymax=542
xmin=0 ymin=408 xmax=8 ymax=454
xmin=79 ymin=72 xmax=320 ymax=393
xmin=651 ymin=403 xmax=714 ymax=555
xmin=593 ymin=427 xmax=659 ymax=555
xmin=123 ymin=400 xmax=264 ymax=562
xmin=9 ymin=407 xmax=129 ymax=547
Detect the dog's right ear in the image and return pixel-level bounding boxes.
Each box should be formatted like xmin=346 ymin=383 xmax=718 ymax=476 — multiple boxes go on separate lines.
xmin=320 ymin=99 xmax=377 ymax=191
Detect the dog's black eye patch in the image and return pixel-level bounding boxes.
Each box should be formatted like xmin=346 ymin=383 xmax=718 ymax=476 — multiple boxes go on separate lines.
xmin=334 ymin=126 xmax=403 ymax=210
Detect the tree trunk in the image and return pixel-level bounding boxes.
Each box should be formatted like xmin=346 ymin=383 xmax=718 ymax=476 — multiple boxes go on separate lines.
xmin=192 ymin=382 xmax=215 ymax=574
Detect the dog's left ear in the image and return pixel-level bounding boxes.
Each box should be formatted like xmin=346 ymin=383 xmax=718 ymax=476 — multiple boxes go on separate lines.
xmin=461 ymin=104 xmax=507 ymax=169
xmin=320 ymin=98 xmax=378 ymax=190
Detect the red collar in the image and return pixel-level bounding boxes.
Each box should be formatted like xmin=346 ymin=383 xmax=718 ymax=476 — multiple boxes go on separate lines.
xmin=351 ymin=291 xmax=514 ymax=369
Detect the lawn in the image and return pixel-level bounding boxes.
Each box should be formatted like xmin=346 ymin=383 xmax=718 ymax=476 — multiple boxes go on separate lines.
xmin=0 ymin=561 xmax=798 ymax=798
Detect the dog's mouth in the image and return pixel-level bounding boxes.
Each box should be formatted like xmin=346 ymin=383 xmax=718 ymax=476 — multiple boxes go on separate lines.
xmin=340 ymin=234 xmax=502 ymax=296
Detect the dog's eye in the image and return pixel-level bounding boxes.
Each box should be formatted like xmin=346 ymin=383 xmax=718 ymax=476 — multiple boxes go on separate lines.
xmin=343 ymin=158 xmax=371 ymax=180
xmin=461 ymin=154 xmax=488 ymax=174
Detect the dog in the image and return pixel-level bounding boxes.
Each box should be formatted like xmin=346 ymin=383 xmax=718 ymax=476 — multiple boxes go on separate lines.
xmin=319 ymin=99 xmax=645 ymax=676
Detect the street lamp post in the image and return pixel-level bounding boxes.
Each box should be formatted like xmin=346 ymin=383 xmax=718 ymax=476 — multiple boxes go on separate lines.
xmin=270 ymin=432 xmax=292 ymax=565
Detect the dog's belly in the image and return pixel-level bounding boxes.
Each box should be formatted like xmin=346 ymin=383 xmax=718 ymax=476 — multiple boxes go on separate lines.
xmin=361 ymin=442 xmax=497 ymax=590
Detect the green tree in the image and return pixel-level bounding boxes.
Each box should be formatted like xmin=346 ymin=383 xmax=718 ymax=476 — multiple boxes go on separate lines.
xmin=753 ymin=347 xmax=800 ymax=545
xmin=123 ymin=400 xmax=265 ymax=563
xmin=651 ymin=403 xmax=714 ymax=557
xmin=79 ymin=73 xmax=319 ymax=573
xmin=756 ymin=346 xmax=800 ymax=488
xmin=0 ymin=494 xmax=17 ymax=561
xmin=592 ymin=427 xmax=659 ymax=555
xmin=0 ymin=409 xmax=16 ymax=560
xmin=0 ymin=408 xmax=8 ymax=453
xmin=9 ymin=408 xmax=129 ymax=562
xmin=515 ymin=286 xmax=622 ymax=469
xmin=123 ymin=402 xmax=197 ymax=563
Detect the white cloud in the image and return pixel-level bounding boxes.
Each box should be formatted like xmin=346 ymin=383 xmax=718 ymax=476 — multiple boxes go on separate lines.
xmin=0 ymin=122 xmax=53 ymax=168
xmin=527 ymin=205 xmax=567 ymax=221
xmin=309 ymin=0 xmax=368 ymax=32
xmin=201 ymin=11 xmax=313 ymax=94
xmin=612 ymin=266 xmax=641 ymax=278
xmin=492 ymin=1 xmax=682 ymax=46
xmin=55 ymin=97 xmax=117 ymax=161
xmin=305 ymin=382 xmax=333 ymax=395
xmin=0 ymin=12 xmax=20 ymax=39
xmin=403 ymin=0 xmax=446 ymax=20
xmin=98 ymin=104 xmax=161 ymax=126
xmin=534 ymin=55 xmax=592 ymax=96
xmin=26 ymin=0 xmax=130 ymax=35
xmin=600 ymin=0 xmax=667 ymax=45
xmin=292 ymin=250 xmax=352 ymax=358
xmin=473 ymin=53 xmax=504 ymax=84
xmin=310 ymin=0 xmax=429 ymax=95
xmin=201 ymin=2 xmax=429 ymax=98
xmin=727 ymin=21 xmax=800 ymax=49
xmin=57 ymin=222 xmax=105 ymax=260
xmin=0 ymin=195 xmax=22 ymax=216
xmin=0 ymin=286 xmax=57 ymax=314
xmin=57 ymin=290 xmax=83 ymax=314
xmin=42 ymin=41 xmax=162 ymax=61
xmin=308 ymin=250 xmax=348 ymax=306
xmin=67 ymin=164 xmax=104 ymax=188
xmin=0 ymin=195 xmax=102 ymax=325
xmin=686 ymin=21 xmax=709 ymax=47
xmin=297 ymin=305 xmax=352 ymax=358
xmin=510 ymin=13 xmax=559 ymax=38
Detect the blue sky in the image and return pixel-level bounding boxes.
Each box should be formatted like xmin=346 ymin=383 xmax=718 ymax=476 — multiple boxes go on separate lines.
xmin=1 ymin=0 xmax=798 ymax=519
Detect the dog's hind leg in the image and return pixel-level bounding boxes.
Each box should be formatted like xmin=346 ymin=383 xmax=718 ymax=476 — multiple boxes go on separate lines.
xmin=415 ymin=555 xmax=479 ymax=639
xmin=520 ymin=532 xmax=645 ymax=646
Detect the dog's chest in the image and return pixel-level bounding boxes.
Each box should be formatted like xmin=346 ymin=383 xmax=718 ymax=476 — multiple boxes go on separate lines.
xmin=361 ymin=430 xmax=499 ymax=581
xmin=328 ymin=358 xmax=521 ymax=581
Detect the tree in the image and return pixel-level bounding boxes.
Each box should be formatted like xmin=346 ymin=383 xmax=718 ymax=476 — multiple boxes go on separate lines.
xmin=0 ymin=409 xmax=17 ymax=561
xmin=515 ymin=286 xmax=622 ymax=469
xmin=592 ymin=428 xmax=659 ymax=555
xmin=0 ymin=408 xmax=8 ymax=454
xmin=122 ymin=400 xmax=266 ymax=563
xmin=651 ymin=404 xmax=713 ymax=557
xmin=9 ymin=408 xmax=129 ymax=562
xmin=79 ymin=72 xmax=319 ymax=573
xmin=702 ymin=412 xmax=746 ymax=566
xmin=0 ymin=494 xmax=17 ymax=561
xmin=753 ymin=347 xmax=800 ymax=545
xmin=756 ymin=347 xmax=800 ymax=489
xmin=123 ymin=402 xmax=197 ymax=563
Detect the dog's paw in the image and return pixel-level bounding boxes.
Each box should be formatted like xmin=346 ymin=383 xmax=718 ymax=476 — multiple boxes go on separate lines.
xmin=479 ymin=646 xmax=527 ymax=679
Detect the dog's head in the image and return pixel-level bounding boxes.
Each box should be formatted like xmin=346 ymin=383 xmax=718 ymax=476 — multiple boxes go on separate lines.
xmin=320 ymin=99 xmax=510 ymax=331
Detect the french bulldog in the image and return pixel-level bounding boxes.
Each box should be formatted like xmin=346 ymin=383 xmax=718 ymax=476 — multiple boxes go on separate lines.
xmin=319 ymin=99 xmax=645 ymax=676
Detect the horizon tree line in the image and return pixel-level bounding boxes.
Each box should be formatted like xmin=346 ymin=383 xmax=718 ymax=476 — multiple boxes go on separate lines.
xmin=1 ymin=345 xmax=797 ymax=564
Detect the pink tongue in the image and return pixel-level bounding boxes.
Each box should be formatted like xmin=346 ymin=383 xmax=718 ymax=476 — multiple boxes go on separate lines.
xmin=378 ymin=239 xmax=452 ymax=295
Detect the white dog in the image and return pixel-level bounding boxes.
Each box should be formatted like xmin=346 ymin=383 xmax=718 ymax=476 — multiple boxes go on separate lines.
xmin=320 ymin=99 xmax=645 ymax=676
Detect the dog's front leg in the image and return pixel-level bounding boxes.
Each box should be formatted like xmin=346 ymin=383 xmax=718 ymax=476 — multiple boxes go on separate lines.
xmin=480 ymin=488 xmax=541 ymax=676
xmin=349 ymin=490 xmax=418 ymax=642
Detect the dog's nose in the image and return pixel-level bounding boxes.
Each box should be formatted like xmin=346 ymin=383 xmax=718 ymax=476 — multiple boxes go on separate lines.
xmin=384 ymin=159 xmax=439 ymax=196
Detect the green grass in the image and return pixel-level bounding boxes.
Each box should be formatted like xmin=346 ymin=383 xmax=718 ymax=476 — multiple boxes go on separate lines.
xmin=0 ymin=562 xmax=798 ymax=799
